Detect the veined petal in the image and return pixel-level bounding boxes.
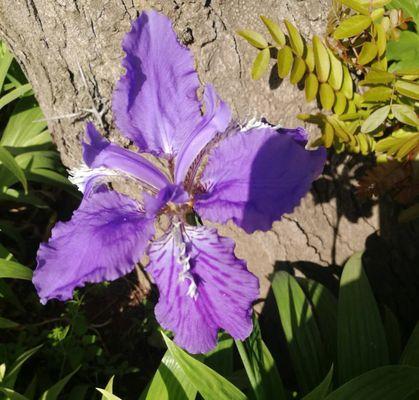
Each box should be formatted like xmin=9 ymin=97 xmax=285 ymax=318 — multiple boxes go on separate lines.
xmin=33 ymin=190 xmax=154 ymax=304
xmin=82 ymin=123 xmax=170 ymax=192
xmin=112 ymin=10 xmax=202 ymax=156
xmin=174 ymin=84 xmax=231 ymax=184
xmin=194 ymin=126 xmax=326 ymax=233
xmin=147 ymin=224 xmax=259 ymax=354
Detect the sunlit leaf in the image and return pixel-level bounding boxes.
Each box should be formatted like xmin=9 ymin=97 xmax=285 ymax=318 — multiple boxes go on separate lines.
xmin=327 ymin=49 xmax=343 ymax=90
xmin=387 ymin=0 xmax=419 ymax=26
xmin=252 ymin=48 xmax=270 ymax=80
xmin=391 ymin=104 xmax=419 ymax=127
xmin=341 ymin=66 xmax=354 ymax=99
xmin=358 ymin=42 xmax=378 ymax=65
xmin=313 ymin=36 xmax=330 ymax=82
xmin=305 ymin=44 xmax=315 ymax=72
xmin=333 ymin=15 xmax=372 ymax=40
xmin=277 ymin=46 xmax=294 ymax=78
xmin=0 ymin=45 xmax=13 ymax=93
xmin=337 ymin=252 xmax=389 ymax=385
xmin=260 ymin=16 xmax=285 ymax=46
xmin=395 ymin=80 xmax=419 ymax=100
xmin=237 ymin=30 xmax=268 ymax=49
xmin=361 ymin=70 xmax=394 ymax=85
xmin=284 ymin=20 xmax=304 ymax=57
xmin=0 ymin=146 xmax=28 ymax=193
xmin=0 ymin=83 xmax=32 ymax=110
xmin=290 ymin=56 xmax=307 ymax=84
xmin=305 ymin=73 xmax=319 ymax=102
xmin=340 ymin=0 xmax=369 ymax=14
xmin=0 ymin=259 xmax=32 ymax=280
xmin=374 ymin=23 xmax=386 ymax=57
xmin=319 ymin=83 xmax=335 ymax=111
xmin=360 ymin=105 xmax=390 ymax=133
xmin=361 ymin=86 xmax=393 ymax=102
xmin=334 ymin=92 xmax=347 ymax=115
xmin=0 ymin=388 xmax=29 ymax=400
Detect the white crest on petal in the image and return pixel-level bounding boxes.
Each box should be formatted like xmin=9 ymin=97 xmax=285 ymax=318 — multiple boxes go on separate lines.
xmin=240 ymin=117 xmax=282 ymax=132
xmin=68 ymin=163 xmax=119 ymax=193
xmin=172 ymin=220 xmax=198 ymax=300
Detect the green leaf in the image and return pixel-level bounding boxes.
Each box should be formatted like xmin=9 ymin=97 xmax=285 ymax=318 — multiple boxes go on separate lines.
xmin=387 ymin=31 xmax=419 ymax=74
xmin=140 ymin=350 xmax=197 ymax=400
xmin=333 ymin=15 xmax=372 ymax=40
xmin=237 ymin=30 xmax=268 ymax=49
xmin=0 ymin=146 xmax=28 ymax=193
xmin=162 ymin=334 xmax=246 ymax=400
xmin=361 ymin=86 xmax=393 ymax=102
xmin=26 ymin=168 xmax=78 ymax=197
xmin=383 ymin=307 xmax=402 ymax=364
xmin=341 ymin=66 xmax=354 ymax=99
xmin=319 ymin=83 xmax=335 ymax=111
xmin=305 ymin=73 xmax=319 ymax=102
xmin=327 ymin=49 xmax=343 ymax=90
xmin=325 ymin=366 xmax=419 ymax=400
xmin=400 ymin=322 xmax=419 ymax=367
xmin=0 ymin=45 xmax=13 ymax=93
xmin=340 ymin=0 xmax=369 ymax=14
xmin=395 ymin=80 xmax=419 ymax=100
xmin=302 ymin=366 xmax=334 ymax=400
xmin=387 ymin=0 xmax=419 ymax=26
xmin=102 ymin=376 xmax=115 ymax=399
xmin=334 ymin=92 xmax=347 ymax=115
xmin=0 ymin=316 xmax=19 ymax=329
xmin=39 ymin=366 xmax=80 ymax=400
xmin=3 ymin=345 xmax=42 ymax=388
xmin=235 ymin=318 xmax=286 ymax=400
xmin=271 ymin=271 xmax=329 ymax=394
xmin=0 ymin=388 xmax=30 ymax=400
xmin=313 ymin=35 xmax=330 ymax=82
xmin=337 ymin=252 xmax=389 ymax=385
xmin=360 ymin=105 xmax=390 ymax=133
xmin=374 ymin=23 xmax=386 ymax=57
xmin=205 ymin=334 xmax=234 ymax=377
xmin=260 ymin=16 xmax=285 ymax=46
xmin=251 ymin=48 xmax=270 ymax=80
xmin=0 ymin=259 xmax=32 ymax=280
xmin=284 ymin=20 xmax=305 ymax=57
xmin=360 ymin=70 xmax=395 ymax=85
xmin=290 ymin=56 xmax=307 ymax=84
xmin=391 ymin=104 xmax=419 ymax=126
xmin=0 ymin=187 xmax=48 ymax=208
xmin=96 ymin=389 xmax=122 ymax=400
xmin=0 ymin=83 xmax=32 ymax=110
xmin=277 ymin=46 xmax=294 ymax=78
xmin=358 ymin=42 xmax=378 ymax=65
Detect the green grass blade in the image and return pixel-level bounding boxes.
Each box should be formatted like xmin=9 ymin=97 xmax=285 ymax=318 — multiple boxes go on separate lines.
xmin=337 ymin=252 xmax=389 ymax=384
xmin=272 ymin=271 xmax=329 ymax=394
xmin=400 ymin=322 xmax=419 ymax=367
xmin=0 ymin=46 xmax=13 ymax=93
xmin=39 ymin=366 xmax=80 ymax=400
xmin=302 ymin=365 xmax=334 ymax=400
xmin=162 ymin=333 xmax=246 ymax=400
xmin=0 ymin=83 xmax=32 ymax=110
xmin=0 ymin=388 xmax=29 ymax=400
xmin=0 ymin=316 xmax=19 ymax=329
xmin=0 ymin=146 xmax=28 ymax=193
xmin=0 ymin=259 xmax=32 ymax=280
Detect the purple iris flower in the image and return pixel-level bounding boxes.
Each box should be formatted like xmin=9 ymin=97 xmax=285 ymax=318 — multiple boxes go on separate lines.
xmin=32 ymin=10 xmax=326 ymax=354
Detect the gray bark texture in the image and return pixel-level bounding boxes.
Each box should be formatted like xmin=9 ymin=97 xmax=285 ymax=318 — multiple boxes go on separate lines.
xmin=0 ymin=0 xmax=379 ymax=300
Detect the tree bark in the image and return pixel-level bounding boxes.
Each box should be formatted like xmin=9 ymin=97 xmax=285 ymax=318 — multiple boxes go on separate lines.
xmin=0 ymin=0 xmax=379 ymax=299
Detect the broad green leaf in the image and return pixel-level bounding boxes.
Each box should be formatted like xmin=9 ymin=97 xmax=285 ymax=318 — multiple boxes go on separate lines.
xmin=337 ymin=252 xmax=389 ymax=385
xmin=302 ymin=366 xmax=334 ymax=400
xmin=387 ymin=31 xmax=419 ymax=73
xmin=235 ymin=318 xmax=286 ymax=400
xmin=358 ymin=42 xmax=378 ymax=65
xmin=0 ymin=316 xmax=19 ymax=328
xmin=383 ymin=306 xmax=402 ymax=364
xmin=340 ymin=0 xmax=369 ymax=14
xmin=374 ymin=23 xmax=386 ymax=57
xmin=96 ymin=389 xmax=122 ymax=400
xmin=26 ymin=168 xmax=78 ymax=197
xmin=360 ymin=105 xmax=390 ymax=133
xmin=322 ymin=121 xmax=335 ymax=148
xmin=325 ymin=366 xmax=419 ymax=400
xmin=395 ymin=80 xmax=419 ymax=100
xmin=327 ymin=49 xmax=343 ymax=90
xmin=387 ymin=0 xmax=419 ymax=26
xmin=334 ymin=92 xmax=347 ymax=115
xmin=305 ymin=44 xmax=315 ymax=72
xmin=0 ymin=259 xmax=32 ymax=280
xmin=252 ymin=48 xmax=270 ymax=80
xmin=400 ymin=322 xmax=419 ymax=367
xmin=305 ymin=73 xmax=319 ymax=102
xmin=284 ymin=20 xmax=304 ymax=57
xmin=0 ymin=146 xmax=28 ymax=193
xmin=333 ymin=15 xmax=372 ymax=40
xmin=341 ymin=66 xmax=353 ymax=99
xmin=360 ymin=70 xmax=394 ymax=85
xmin=3 ymin=345 xmax=42 ymax=388
xmin=237 ymin=30 xmax=268 ymax=49
xmin=140 ymin=350 xmax=197 ymax=400
xmin=319 ymin=83 xmax=335 ymax=111
xmin=361 ymin=86 xmax=393 ymax=102
xmin=260 ymin=16 xmax=285 ymax=46
xmin=0 ymin=98 xmax=47 ymax=147
xmin=290 ymin=56 xmax=306 ymax=84
xmin=391 ymin=104 xmax=419 ymax=126
xmin=205 ymin=334 xmax=234 ymax=377
xmin=0 ymin=388 xmax=29 ymax=400
xmin=0 ymin=46 xmax=13 ymax=93
xmin=277 ymin=46 xmax=294 ymax=78
xmin=313 ymin=36 xmax=330 ymax=83
xmin=39 ymin=366 xmax=80 ymax=400
xmin=162 ymin=334 xmax=246 ymax=400
xmin=0 ymin=83 xmax=32 ymax=110
xmin=272 ymin=271 xmax=329 ymax=394
xmin=0 ymin=187 xmax=48 ymax=208
xmin=300 ymin=279 xmax=337 ymax=362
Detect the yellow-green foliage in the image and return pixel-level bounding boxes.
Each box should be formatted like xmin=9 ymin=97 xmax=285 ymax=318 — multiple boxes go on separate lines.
xmin=237 ymin=0 xmax=419 ymax=162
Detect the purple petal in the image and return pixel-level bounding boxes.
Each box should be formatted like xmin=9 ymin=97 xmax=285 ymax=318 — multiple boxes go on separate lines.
xmin=33 ymin=190 xmax=154 ymax=304
xmin=112 ymin=10 xmax=202 ymax=156
xmin=147 ymin=224 xmax=259 ymax=354
xmin=194 ymin=126 xmax=326 ymax=233
xmin=82 ymin=123 xmax=170 ymax=191
xmin=174 ymin=84 xmax=231 ymax=184
xmin=143 ymin=184 xmax=189 ymax=217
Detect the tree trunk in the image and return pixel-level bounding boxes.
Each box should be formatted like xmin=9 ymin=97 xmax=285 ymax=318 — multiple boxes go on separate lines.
xmin=0 ymin=0 xmax=379 ymax=299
